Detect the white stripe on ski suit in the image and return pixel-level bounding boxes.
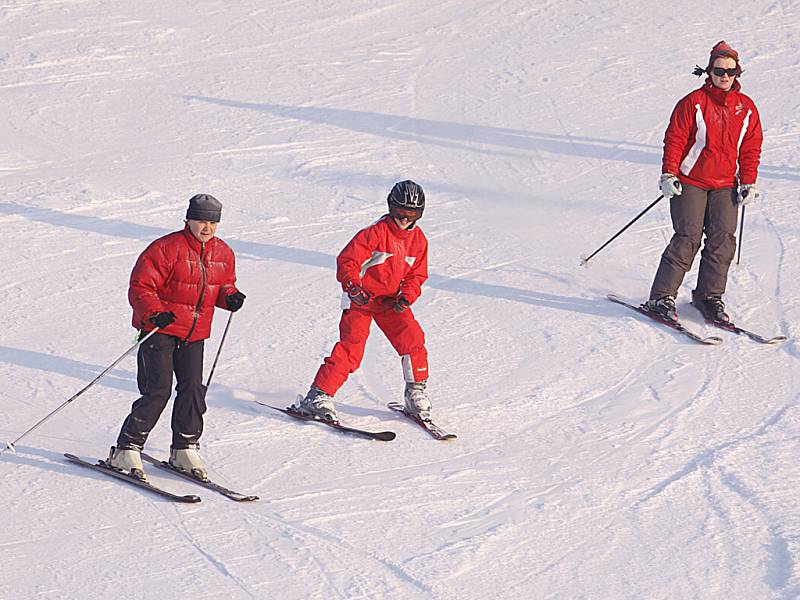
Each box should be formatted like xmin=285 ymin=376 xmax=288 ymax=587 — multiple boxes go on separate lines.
xmin=737 ymin=109 xmax=752 ymax=153
xmin=402 ymin=354 xmax=415 ymax=382
xmin=680 ymin=103 xmax=707 ymax=176
xmin=340 ymin=250 xmax=394 ymax=309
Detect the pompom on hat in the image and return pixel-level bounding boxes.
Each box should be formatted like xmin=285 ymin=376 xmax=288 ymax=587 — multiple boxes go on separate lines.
xmin=709 ymin=40 xmax=739 ymax=65
xmin=694 ymin=40 xmax=742 ymax=77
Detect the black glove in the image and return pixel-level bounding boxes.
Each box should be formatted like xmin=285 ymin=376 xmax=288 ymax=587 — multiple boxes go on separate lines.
xmin=226 ymin=291 xmax=246 ymax=312
xmin=392 ymin=295 xmax=411 ymax=313
xmin=343 ymin=280 xmax=371 ymax=306
xmin=149 ymin=311 xmax=176 ymax=329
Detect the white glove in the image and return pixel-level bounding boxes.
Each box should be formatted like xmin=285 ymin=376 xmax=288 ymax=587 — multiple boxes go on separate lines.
xmin=659 ymin=173 xmax=683 ymax=199
xmin=737 ymin=184 xmax=760 ymax=206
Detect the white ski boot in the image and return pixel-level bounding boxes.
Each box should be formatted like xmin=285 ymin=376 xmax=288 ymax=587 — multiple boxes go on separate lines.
xmin=293 ymin=386 xmax=338 ymax=422
xmin=106 ymin=445 xmax=146 ymax=481
xmin=404 ymin=380 xmax=432 ymax=421
xmin=644 ymin=295 xmax=678 ymax=322
xmin=169 ymin=445 xmax=208 ymax=481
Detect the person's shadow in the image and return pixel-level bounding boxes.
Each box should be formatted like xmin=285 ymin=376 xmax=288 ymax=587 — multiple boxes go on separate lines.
xmin=0 ymin=202 xmax=610 ymax=317
xmin=183 ymin=96 xmax=800 ymax=182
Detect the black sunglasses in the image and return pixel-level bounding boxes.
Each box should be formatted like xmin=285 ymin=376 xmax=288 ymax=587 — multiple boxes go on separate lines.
xmin=710 ymin=67 xmax=737 ymax=77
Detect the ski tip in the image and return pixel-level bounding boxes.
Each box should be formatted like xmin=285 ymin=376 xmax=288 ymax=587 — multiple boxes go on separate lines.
xmin=702 ymin=336 xmax=724 ymax=345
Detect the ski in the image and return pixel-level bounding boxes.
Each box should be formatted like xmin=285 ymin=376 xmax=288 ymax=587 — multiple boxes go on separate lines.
xmin=64 ymin=453 xmax=201 ymax=503
xmin=257 ymin=402 xmax=396 ymax=441
xmin=607 ymin=294 xmax=723 ymax=345
xmin=700 ymin=318 xmax=787 ymax=345
xmin=387 ymin=402 xmax=457 ymax=440
xmin=140 ymin=453 xmax=259 ymax=502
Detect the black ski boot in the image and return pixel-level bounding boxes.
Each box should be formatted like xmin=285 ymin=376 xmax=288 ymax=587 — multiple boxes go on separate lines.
xmin=692 ymin=292 xmax=730 ymax=323
xmin=644 ymin=295 xmax=678 ymax=322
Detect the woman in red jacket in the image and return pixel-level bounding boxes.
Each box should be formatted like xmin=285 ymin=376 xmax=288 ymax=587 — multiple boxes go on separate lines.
xmin=294 ymin=180 xmax=431 ymax=423
xmin=107 ymin=194 xmax=245 ymax=481
xmin=646 ymin=41 xmax=762 ymax=323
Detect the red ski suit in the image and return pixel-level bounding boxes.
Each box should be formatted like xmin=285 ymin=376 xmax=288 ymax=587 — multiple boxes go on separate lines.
xmin=663 ymin=80 xmax=762 ymax=189
xmin=129 ymin=227 xmax=240 ymax=343
xmin=313 ymin=215 xmax=429 ymax=395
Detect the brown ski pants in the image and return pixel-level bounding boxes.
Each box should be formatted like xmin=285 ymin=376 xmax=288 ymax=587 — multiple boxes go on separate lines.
xmin=649 ymin=184 xmax=738 ymax=301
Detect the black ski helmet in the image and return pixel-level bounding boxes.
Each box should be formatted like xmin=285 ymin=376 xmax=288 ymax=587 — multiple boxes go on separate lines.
xmin=387 ymin=180 xmax=425 ymax=213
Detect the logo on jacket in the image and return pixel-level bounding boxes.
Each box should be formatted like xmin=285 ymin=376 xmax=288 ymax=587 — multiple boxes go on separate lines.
xmin=734 ymin=102 xmax=744 ymax=116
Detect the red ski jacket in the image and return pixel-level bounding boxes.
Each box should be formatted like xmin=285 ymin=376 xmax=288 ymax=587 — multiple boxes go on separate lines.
xmin=129 ymin=227 xmax=239 ymax=342
xmin=337 ymin=215 xmax=428 ymax=310
xmin=663 ymin=80 xmax=762 ymax=189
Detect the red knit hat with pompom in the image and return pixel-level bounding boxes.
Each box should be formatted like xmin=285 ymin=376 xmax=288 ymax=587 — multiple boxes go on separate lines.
xmin=707 ymin=40 xmax=741 ymax=73
xmin=694 ymin=40 xmax=742 ymax=77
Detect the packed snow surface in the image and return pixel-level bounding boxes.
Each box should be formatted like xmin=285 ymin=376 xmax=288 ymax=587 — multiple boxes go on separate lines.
xmin=2 ymin=2 xmax=800 ymax=598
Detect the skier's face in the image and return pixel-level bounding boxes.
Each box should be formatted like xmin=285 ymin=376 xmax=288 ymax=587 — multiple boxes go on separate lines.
xmin=710 ymin=57 xmax=737 ymax=91
xmin=390 ymin=206 xmax=423 ymax=230
xmin=187 ymin=219 xmax=218 ymax=243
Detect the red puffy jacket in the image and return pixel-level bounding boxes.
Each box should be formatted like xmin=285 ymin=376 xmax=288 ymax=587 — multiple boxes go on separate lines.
xmin=337 ymin=215 xmax=428 ymax=310
xmin=129 ymin=227 xmax=239 ymax=342
xmin=663 ymin=80 xmax=762 ymax=189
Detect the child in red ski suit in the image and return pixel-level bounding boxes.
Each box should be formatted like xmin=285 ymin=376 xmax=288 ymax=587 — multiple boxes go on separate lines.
xmin=294 ymin=180 xmax=431 ymax=423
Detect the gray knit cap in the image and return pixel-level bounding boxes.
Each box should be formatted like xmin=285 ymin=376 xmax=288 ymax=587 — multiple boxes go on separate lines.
xmin=186 ymin=194 xmax=222 ymax=222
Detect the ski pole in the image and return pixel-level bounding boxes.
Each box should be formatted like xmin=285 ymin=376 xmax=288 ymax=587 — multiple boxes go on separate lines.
xmin=580 ymin=195 xmax=665 ymax=266
xmin=736 ymin=204 xmax=746 ymax=265
xmin=205 ymin=312 xmax=233 ymax=388
xmin=1 ymin=328 xmax=160 ymax=456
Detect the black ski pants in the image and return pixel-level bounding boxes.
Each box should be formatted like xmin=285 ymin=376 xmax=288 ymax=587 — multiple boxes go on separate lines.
xmin=116 ymin=333 xmax=206 ymax=450
xmin=649 ymin=184 xmax=738 ymax=300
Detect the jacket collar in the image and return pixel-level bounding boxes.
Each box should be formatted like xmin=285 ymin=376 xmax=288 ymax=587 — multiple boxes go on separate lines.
xmin=702 ymin=79 xmax=741 ymax=105
xmin=181 ymin=225 xmax=215 ymax=252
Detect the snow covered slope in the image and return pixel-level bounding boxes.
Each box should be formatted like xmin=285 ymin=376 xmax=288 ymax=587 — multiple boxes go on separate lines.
xmin=2 ymin=1 xmax=800 ymax=598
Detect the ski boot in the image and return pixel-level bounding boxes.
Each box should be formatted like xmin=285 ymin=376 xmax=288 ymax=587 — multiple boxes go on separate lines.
xmin=293 ymin=385 xmax=339 ymax=422
xmin=644 ymin=295 xmax=678 ymax=322
xmin=169 ymin=445 xmax=208 ymax=481
xmin=692 ymin=292 xmax=730 ymax=323
xmin=404 ymin=380 xmax=432 ymax=421
xmin=106 ymin=445 xmax=146 ymax=481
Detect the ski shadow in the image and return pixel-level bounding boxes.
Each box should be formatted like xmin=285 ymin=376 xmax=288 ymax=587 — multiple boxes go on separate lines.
xmin=241 ymin=396 xmax=390 ymax=425
xmin=0 ymin=444 xmax=82 ymax=477
xmin=330 ymin=402 xmax=394 ymax=420
xmin=1 ymin=444 xmax=199 ymax=501
xmin=184 ymin=96 xmax=800 ymax=182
